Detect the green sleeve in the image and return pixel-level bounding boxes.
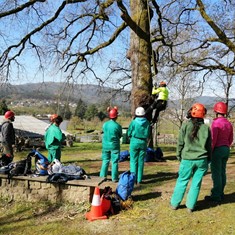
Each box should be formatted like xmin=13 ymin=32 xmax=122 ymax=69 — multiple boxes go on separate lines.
xmin=206 ymin=127 xmax=212 ymax=161
xmin=176 ymin=124 xmax=186 ymax=161
xmin=127 ymin=121 xmax=133 ymax=137
xmin=118 ymin=124 xmax=123 ymax=138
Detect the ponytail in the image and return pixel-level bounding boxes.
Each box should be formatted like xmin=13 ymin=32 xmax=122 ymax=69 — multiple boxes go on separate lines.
xmin=189 ymin=118 xmax=204 ymax=142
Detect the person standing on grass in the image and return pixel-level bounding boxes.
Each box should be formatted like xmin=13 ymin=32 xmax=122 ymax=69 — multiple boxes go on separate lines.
xmin=44 ymin=115 xmax=65 ymax=163
xmin=1 ymin=110 xmax=16 ymax=160
xmin=205 ymin=102 xmax=233 ymax=203
xmin=127 ymin=107 xmax=150 ymax=185
xmin=170 ymin=103 xmax=211 ymax=212
xmin=100 ymin=106 xmax=122 ymax=182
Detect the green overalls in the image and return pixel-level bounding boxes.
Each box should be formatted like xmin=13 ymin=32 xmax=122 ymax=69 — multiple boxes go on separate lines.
xmin=170 ymin=119 xmax=211 ymax=210
xmin=100 ymin=119 xmax=122 ymax=181
xmin=127 ymin=117 xmax=150 ymax=183
xmin=44 ymin=123 xmax=65 ymax=162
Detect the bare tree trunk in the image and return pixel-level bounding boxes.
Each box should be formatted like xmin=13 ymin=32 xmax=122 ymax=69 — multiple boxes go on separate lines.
xmin=128 ymin=0 xmax=152 ymax=116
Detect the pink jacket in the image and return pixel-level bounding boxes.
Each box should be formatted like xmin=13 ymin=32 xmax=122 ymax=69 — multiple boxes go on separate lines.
xmin=211 ymin=117 xmax=233 ymax=150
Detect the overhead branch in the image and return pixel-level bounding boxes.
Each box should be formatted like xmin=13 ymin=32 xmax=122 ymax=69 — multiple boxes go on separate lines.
xmin=66 ymin=0 xmax=87 ymax=3
xmin=0 ymin=0 xmax=46 ymax=18
xmin=151 ymin=0 xmax=167 ymax=45
xmin=185 ymin=57 xmax=235 ymax=75
xmin=0 ymin=1 xmax=67 ymax=68
xmin=197 ymin=0 xmax=235 ymax=53
xmin=63 ymin=22 xmax=127 ymax=71
xmin=116 ymin=0 xmax=149 ymax=41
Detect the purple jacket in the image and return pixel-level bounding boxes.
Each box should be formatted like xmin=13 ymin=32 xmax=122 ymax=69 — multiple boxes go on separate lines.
xmin=211 ymin=117 xmax=233 ymax=150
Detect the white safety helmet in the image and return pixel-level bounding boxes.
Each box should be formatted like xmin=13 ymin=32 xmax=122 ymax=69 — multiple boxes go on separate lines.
xmin=135 ymin=107 xmax=145 ymax=116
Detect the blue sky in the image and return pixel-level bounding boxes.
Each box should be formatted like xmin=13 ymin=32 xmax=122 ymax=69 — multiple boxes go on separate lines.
xmin=0 ymin=0 xmax=234 ymax=99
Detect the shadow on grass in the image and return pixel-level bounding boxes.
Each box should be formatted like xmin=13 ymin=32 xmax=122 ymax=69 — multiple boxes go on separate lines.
xmin=87 ymin=171 xmax=178 ymax=183
xmin=142 ymin=172 xmax=178 ymax=184
xmin=195 ymin=192 xmax=235 ymax=211
xmin=133 ymin=191 xmax=162 ymax=201
xmin=164 ymin=156 xmax=177 ymax=161
xmin=0 ymin=203 xmax=60 ymax=226
xmin=63 ymin=159 xmax=101 ymax=164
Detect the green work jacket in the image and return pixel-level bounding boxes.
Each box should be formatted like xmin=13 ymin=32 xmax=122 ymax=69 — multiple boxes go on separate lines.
xmin=177 ymin=119 xmax=212 ymax=161
xmin=102 ymin=119 xmax=122 ymax=150
xmin=45 ymin=124 xmax=65 ymax=150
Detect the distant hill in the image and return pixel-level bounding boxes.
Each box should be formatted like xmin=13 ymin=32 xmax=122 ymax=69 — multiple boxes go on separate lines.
xmin=0 ymin=82 xmax=225 ymax=109
xmin=169 ymin=96 xmax=225 ymax=109
xmin=0 ymin=82 xmax=131 ymax=108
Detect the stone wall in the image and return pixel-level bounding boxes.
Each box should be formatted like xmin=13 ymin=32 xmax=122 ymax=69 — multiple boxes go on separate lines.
xmin=0 ymin=175 xmax=107 ymax=204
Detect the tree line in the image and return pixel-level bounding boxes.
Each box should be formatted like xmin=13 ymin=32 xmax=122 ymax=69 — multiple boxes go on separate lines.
xmin=0 ymin=98 xmax=130 ymax=122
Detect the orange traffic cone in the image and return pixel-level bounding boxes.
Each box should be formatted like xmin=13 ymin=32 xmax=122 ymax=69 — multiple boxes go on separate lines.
xmin=85 ymin=187 xmax=107 ymax=221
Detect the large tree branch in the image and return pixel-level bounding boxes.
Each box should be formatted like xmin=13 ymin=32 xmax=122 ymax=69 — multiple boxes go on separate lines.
xmin=186 ymin=57 xmax=235 ymax=75
xmin=116 ymin=0 xmax=149 ymax=41
xmin=0 ymin=1 xmax=67 ymax=69
xmin=197 ymin=0 xmax=235 ymax=53
xmin=0 ymin=0 xmax=46 ymax=18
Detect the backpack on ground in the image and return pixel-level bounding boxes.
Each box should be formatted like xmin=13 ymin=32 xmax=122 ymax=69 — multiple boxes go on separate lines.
xmin=0 ymin=163 xmax=14 ymax=174
xmin=101 ymin=186 xmax=122 ymax=215
xmin=116 ymin=171 xmax=135 ymax=201
xmin=144 ymin=147 xmax=165 ymax=162
xmin=9 ymin=153 xmax=32 ymax=177
xmin=0 ymin=154 xmax=13 ymax=167
xmin=145 ymin=147 xmax=155 ymax=162
xmin=119 ymin=150 xmax=130 ymax=162
xmin=155 ymin=147 xmax=165 ymax=162
xmin=48 ymin=159 xmax=88 ymax=180
xmin=46 ymin=173 xmax=69 ymax=183
xmin=32 ymin=150 xmax=50 ymax=175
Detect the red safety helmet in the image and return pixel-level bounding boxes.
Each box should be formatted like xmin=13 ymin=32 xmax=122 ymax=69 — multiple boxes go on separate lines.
xmin=109 ymin=108 xmax=118 ymax=119
xmin=50 ymin=114 xmax=58 ymax=122
xmin=213 ymin=102 xmax=227 ymax=114
xmin=4 ymin=110 xmax=15 ymax=119
xmin=191 ymin=103 xmax=206 ymax=118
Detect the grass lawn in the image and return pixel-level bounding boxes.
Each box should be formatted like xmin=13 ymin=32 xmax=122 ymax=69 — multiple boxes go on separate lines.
xmin=1 ymin=143 xmax=235 ymax=235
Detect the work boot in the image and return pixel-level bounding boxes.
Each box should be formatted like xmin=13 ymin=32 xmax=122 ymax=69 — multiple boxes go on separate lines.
xmin=187 ymin=208 xmax=193 ymax=213
xmin=204 ymin=196 xmax=221 ymax=204
xmin=170 ymin=205 xmax=178 ymax=210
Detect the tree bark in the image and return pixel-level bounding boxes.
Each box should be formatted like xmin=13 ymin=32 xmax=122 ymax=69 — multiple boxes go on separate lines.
xmin=128 ymin=0 xmax=152 ymax=116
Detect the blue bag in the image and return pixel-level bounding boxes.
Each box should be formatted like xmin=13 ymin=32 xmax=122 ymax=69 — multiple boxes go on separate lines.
xmin=119 ymin=150 xmax=130 ymax=162
xmin=155 ymin=147 xmax=164 ymax=161
xmin=32 ymin=150 xmax=49 ymax=175
xmin=144 ymin=147 xmax=155 ymax=162
xmin=116 ymin=171 xmax=135 ymax=201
